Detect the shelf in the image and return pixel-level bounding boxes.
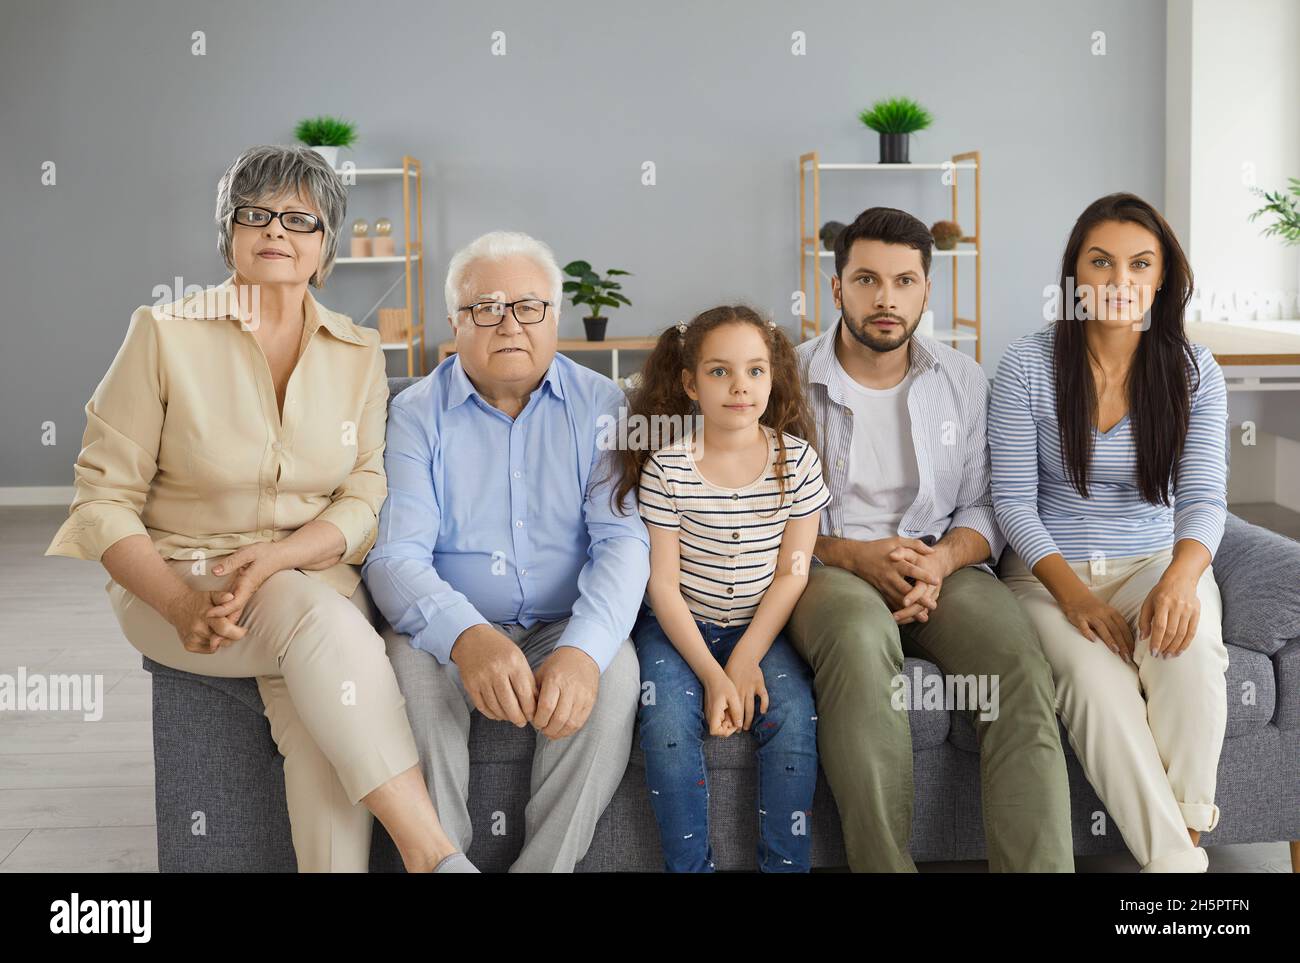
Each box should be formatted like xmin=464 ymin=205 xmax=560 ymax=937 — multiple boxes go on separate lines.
xmin=333 ymin=168 xmax=419 ymax=177
xmin=334 ymin=255 xmax=420 ymax=264
xmin=928 ymin=328 xmax=979 ymax=342
xmin=381 ymin=335 xmax=422 ymax=351
xmin=816 ymin=162 xmax=977 ymax=171
xmin=802 ymin=246 xmax=977 ymax=257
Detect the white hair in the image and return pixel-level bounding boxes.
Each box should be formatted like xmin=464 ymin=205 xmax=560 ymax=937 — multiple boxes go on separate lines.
xmin=444 ymin=230 xmax=563 ymax=323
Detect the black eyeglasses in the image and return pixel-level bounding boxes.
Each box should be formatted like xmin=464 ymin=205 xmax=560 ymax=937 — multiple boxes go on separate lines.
xmin=233 ymin=206 xmax=323 ymax=234
xmin=458 ymin=298 xmax=552 ymax=327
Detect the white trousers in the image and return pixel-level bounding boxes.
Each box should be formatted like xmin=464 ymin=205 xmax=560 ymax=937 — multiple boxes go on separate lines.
xmin=1001 ymin=549 xmax=1229 ymax=873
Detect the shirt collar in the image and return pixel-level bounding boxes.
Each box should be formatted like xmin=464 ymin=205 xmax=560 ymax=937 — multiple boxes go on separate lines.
xmin=446 ymin=352 xmax=566 ymax=410
xmin=809 ymin=317 xmax=940 ymax=400
xmin=166 ymin=274 xmax=366 ymax=346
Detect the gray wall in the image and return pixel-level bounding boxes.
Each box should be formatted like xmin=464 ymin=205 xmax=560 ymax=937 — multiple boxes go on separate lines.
xmin=0 ymin=0 xmax=1166 ymax=487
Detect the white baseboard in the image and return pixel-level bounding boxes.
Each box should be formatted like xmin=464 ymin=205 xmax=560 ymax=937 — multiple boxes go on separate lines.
xmin=0 ymin=486 xmax=74 ymax=506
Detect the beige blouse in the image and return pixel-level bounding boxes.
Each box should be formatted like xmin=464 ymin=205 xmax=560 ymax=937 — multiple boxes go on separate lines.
xmin=45 ymin=274 xmax=389 ymax=598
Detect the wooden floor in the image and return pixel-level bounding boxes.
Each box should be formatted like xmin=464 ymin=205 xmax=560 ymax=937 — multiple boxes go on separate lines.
xmin=1 ymin=504 xmax=1294 ymax=873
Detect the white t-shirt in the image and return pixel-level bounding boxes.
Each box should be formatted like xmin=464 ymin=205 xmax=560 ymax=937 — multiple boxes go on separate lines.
xmin=832 ymin=353 xmax=920 ymax=542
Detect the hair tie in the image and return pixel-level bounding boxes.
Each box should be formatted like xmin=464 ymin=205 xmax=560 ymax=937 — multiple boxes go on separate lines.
xmin=676 ymin=320 xmax=688 ymax=341
xmin=766 ymin=318 xmax=777 ymax=330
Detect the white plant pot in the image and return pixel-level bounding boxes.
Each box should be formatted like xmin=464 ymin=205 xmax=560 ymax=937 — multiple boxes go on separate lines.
xmin=310 ymin=145 xmax=340 ymax=168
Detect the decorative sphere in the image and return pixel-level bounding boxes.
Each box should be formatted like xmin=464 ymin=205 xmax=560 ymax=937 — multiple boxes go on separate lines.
xmin=351 ymin=219 xmax=369 ymax=237
xmin=374 ymin=217 xmax=393 ymax=237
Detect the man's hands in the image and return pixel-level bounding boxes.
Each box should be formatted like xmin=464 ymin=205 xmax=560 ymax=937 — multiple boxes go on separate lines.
xmin=451 ymin=624 xmax=538 ymax=727
xmin=450 ymin=625 xmax=599 ymax=739
xmin=845 ymin=536 xmax=946 ymax=625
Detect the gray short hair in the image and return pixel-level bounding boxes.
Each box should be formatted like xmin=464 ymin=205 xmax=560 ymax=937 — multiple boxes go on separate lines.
xmin=215 ymin=145 xmax=348 ymax=288
xmin=444 ymin=230 xmax=563 ymax=322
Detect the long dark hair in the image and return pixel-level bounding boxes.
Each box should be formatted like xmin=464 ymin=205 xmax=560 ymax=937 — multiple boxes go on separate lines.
xmin=1053 ymin=192 xmax=1198 ymax=505
xmin=610 ymin=305 xmax=816 ymax=516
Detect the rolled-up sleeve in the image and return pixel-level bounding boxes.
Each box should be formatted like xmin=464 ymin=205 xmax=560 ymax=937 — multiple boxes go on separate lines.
xmin=46 ymin=307 xmax=163 ymax=561
xmin=317 ymin=341 xmax=389 ymax=564
xmin=1173 ymin=345 xmax=1229 ymax=559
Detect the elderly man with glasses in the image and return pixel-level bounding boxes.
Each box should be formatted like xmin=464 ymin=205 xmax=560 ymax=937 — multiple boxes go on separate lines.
xmin=362 ymin=230 xmax=650 ymax=872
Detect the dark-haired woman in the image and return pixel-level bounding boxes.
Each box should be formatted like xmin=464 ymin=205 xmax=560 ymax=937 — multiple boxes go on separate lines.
xmin=989 ymin=193 xmax=1229 ymax=873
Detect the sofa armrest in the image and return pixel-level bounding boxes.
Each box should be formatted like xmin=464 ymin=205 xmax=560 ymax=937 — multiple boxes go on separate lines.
xmin=1213 ymin=513 xmax=1300 ymax=656
xmin=1273 ymin=638 xmax=1300 ymax=732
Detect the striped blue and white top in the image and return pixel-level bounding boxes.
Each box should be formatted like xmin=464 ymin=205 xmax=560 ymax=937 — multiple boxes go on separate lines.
xmin=637 ymin=426 xmax=831 ymax=626
xmin=988 ymin=324 xmax=1229 ymax=569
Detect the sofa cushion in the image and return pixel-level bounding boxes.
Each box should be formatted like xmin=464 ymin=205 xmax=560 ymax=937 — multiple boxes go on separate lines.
xmin=1213 ymin=513 xmax=1300 ymax=656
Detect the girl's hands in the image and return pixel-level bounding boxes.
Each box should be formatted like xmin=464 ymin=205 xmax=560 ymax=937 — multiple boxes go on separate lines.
xmin=1059 ymin=589 xmax=1134 ymax=663
xmin=723 ymin=654 xmax=769 ymax=732
xmin=702 ymin=669 xmax=744 ymax=737
xmin=1139 ymin=572 xmax=1201 ymax=658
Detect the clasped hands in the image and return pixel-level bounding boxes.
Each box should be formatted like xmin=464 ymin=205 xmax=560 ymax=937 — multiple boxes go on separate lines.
xmin=451 ymin=624 xmax=600 ymax=740
xmin=849 ymin=536 xmax=951 ymax=625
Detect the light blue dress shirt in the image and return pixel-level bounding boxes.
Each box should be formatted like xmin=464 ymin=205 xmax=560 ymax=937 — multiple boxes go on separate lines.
xmin=361 ymin=352 xmax=650 ymax=672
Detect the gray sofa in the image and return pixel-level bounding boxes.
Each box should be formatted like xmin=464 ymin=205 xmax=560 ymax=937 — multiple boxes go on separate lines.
xmin=141 ymin=377 xmax=1300 ymax=871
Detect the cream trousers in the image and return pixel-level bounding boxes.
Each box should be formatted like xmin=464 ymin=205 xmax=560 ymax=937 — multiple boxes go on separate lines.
xmin=107 ymin=557 xmax=420 ymax=872
xmin=1000 ymin=549 xmax=1229 ymax=873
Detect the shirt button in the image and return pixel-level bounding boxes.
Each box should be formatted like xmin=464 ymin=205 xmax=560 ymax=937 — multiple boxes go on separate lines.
xmin=722 ymin=617 xmax=730 ymax=624
xmin=513 ymin=470 xmax=522 ymax=478
xmin=515 ymin=520 xmax=524 ymax=528
xmin=520 ymin=568 xmax=528 ymax=576
xmin=731 ymin=493 xmax=739 ymax=500
xmin=726 ymin=587 xmax=733 ymax=595
xmin=731 ymin=532 xmax=739 ymax=540
xmin=271 ymin=442 xmax=282 ymax=452
xmin=265 ymin=487 xmax=275 ymax=495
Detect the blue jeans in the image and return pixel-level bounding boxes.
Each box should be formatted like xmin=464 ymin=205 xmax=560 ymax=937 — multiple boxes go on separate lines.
xmin=632 ymin=605 xmax=819 ymax=872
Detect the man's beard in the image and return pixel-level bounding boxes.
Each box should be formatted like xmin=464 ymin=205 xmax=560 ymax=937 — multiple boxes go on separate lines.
xmin=841 ymin=306 xmax=922 ymax=353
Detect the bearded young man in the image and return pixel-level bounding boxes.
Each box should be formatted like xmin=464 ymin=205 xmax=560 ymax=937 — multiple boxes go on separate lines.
xmin=789 ymin=207 xmax=1074 ymax=872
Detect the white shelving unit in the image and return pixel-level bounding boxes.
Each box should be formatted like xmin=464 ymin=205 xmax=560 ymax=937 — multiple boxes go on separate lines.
xmin=331 ymin=157 xmax=426 ymax=375
xmin=798 ymin=151 xmax=983 ymax=360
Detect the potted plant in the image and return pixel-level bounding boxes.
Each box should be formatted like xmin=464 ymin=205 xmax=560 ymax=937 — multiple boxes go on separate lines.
xmin=1249 ymin=177 xmax=1300 ymax=244
xmin=562 ymin=260 xmax=632 ymax=341
xmin=294 ymin=115 xmax=358 ymax=169
xmin=930 ymin=220 xmax=963 ymax=251
xmin=858 ymin=97 xmax=933 ymax=164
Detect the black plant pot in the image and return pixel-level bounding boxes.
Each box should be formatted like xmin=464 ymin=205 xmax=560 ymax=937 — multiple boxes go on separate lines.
xmin=879 ymin=132 xmax=910 ymax=164
xmin=583 ymin=316 xmax=608 ymax=342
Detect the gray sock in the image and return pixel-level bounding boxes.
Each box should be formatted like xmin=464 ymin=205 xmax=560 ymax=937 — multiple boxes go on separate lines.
xmin=432 ymin=852 xmax=480 ymax=873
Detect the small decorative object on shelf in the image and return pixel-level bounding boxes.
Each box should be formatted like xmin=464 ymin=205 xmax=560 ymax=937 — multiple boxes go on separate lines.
xmin=930 ymin=219 xmax=963 ymax=250
xmin=562 ymin=260 xmax=632 ymax=342
xmin=820 ymin=220 xmax=846 ymax=251
xmin=350 ymin=219 xmax=370 ymax=258
xmin=858 ymin=97 xmax=932 ymax=164
xmin=372 ymin=217 xmax=395 ymax=257
xmin=294 ymin=114 xmax=358 ymax=169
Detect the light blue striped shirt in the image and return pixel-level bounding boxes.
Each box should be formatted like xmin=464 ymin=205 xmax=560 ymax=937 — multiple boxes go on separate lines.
xmin=988 ymin=324 xmax=1229 ymax=569
xmin=797 ymin=321 xmax=1005 ymax=570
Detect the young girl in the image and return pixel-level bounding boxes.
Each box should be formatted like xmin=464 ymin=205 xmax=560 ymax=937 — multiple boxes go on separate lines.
xmin=613 ymin=305 xmax=830 ymax=872
xmin=989 ymin=192 xmax=1229 ymax=873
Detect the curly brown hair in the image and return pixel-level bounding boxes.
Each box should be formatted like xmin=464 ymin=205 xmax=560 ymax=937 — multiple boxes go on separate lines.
xmin=609 ymin=305 xmax=819 ymax=516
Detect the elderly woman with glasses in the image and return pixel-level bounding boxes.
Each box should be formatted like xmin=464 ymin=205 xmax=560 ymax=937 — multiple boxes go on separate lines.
xmin=46 ymin=144 xmax=475 ymax=873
